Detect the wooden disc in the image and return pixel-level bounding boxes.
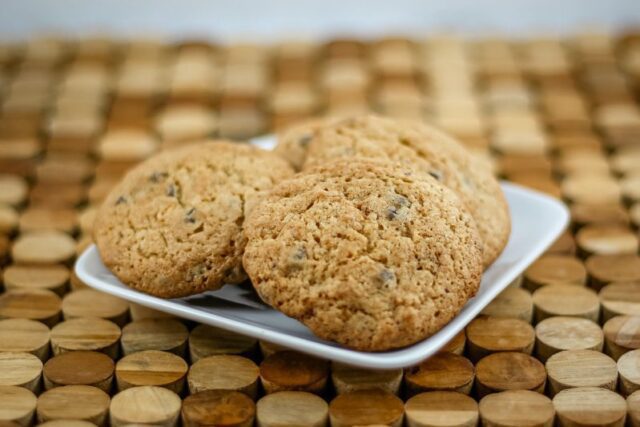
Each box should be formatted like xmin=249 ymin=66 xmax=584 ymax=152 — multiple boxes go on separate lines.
xmin=576 ymin=224 xmax=639 ymax=257
xmin=256 ymin=391 xmax=327 ymax=427
xmin=332 ymin=362 xmax=403 ymax=395
xmin=0 ymin=318 xmax=50 ymax=361
xmin=189 ymin=324 xmax=257 ymax=363
xmin=35 ymin=420 xmax=96 ymax=426
xmin=128 ymin=302 xmax=176 ymax=321
xmin=475 ymin=352 xmax=546 ymax=397
xmin=0 ymin=385 xmax=36 ymax=426
xmin=535 ymin=316 xmax=604 ymax=362
xmin=546 ymin=349 xmax=618 ymax=396
xmin=465 ymin=316 xmax=535 ymax=362
xmin=553 ymin=387 xmax=626 ymax=427
xmin=120 ymin=319 xmax=188 ymax=357
xmin=532 ymin=284 xmax=600 ymax=323
xmin=628 ymin=390 xmax=640 ymax=427
xmin=480 ymin=287 xmax=533 ymax=323
xmin=0 ymin=174 xmax=28 ymax=207
xmin=586 ymin=254 xmax=640 ymax=290
xmin=61 ymin=289 xmax=129 ymax=326
xmin=182 ymin=390 xmax=256 ymax=427
xmin=0 ymin=289 xmax=62 ymax=326
xmin=600 ymin=282 xmax=640 ymax=321
xmin=479 ymin=390 xmax=554 ymax=427
xmin=36 ymin=385 xmax=110 ymax=426
xmin=621 ymin=173 xmax=640 ymax=203
xmin=2 ymin=265 xmax=69 ymax=296
xmin=524 ymin=255 xmax=586 ymax=292
xmin=18 ymin=208 xmax=78 ymax=234
xmin=110 ymin=385 xmax=181 ymax=427
xmin=441 ymin=331 xmax=466 ymax=355
xmin=546 ymin=230 xmax=576 ymax=255
xmin=11 ymin=231 xmax=76 ymax=265
xmin=43 ymin=351 xmax=114 ymax=392
xmin=258 ymin=340 xmax=289 ymax=358
xmin=617 ymin=349 xmax=640 ymax=396
xmin=0 ymin=352 xmax=42 ymax=392
xmin=570 ymin=203 xmax=630 ymax=228
xmin=50 ymin=317 xmax=121 ymax=359
xmin=604 ymin=315 xmax=640 ymax=360
xmin=0 ymin=204 xmax=18 ymax=235
xmin=115 ymin=350 xmax=187 ymax=393
xmin=188 ymin=355 xmax=259 ymax=399
xmin=329 ymin=389 xmax=404 ymax=427
xmin=405 ymin=353 xmax=475 ymax=396
xmin=404 ymin=391 xmax=477 ymax=427
xmin=259 ymin=351 xmax=328 ymax=395
xmin=561 ymin=175 xmax=621 ymax=204
xmin=631 ymin=202 xmax=640 ymax=229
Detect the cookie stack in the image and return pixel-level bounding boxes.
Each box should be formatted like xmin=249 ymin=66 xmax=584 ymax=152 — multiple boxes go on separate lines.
xmin=94 ymin=115 xmax=510 ymax=351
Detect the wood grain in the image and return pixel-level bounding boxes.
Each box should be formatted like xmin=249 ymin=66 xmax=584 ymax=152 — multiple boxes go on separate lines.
xmin=115 ymin=349 xmax=187 ymax=393
xmin=553 ymin=386 xmax=626 ymax=427
xmin=260 ymin=350 xmax=328 ymax=395
xmin=36 ymin=385 xmax=110 ymax=426
xmin=535 ymin=316 xmax=604 ymax=362
xmin=188 ymin=355 xmax=259 ymax=399
xmin=43 ymin=351 xmax=114 ymax=392
xmin=256 ymin=391 xmax=328 ymax=427
xmin=0 ymin=385 xmax=36 ymax=427
xmin=546 ymin=349 xmax=618 ymax=396
xmin=109 ymin=385 xmax=181 ymax=427
xmin=182 ymin=389 xmax=255 ymax=427
xmin=329 ymin=389 xmax=404 ymax=427
xmin=475 ymin=352 xmax=546 ymax=397
xmin=479 ymin=390 xmax=554 ymax=427
xmin=0 ymin=318 xmax=50 ymax=361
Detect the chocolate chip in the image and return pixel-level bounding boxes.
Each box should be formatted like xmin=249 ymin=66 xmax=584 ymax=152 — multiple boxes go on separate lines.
xmin=166 ymin=184 xmax=176 ymax=197
xmin=149 ymin=171 xmax=169 ymax=183
xmin=386 ymin=194 xmax=411 ymax=220
xmin=428 ymin=170 xmax=443 ymax=181
xmin=298 ymin=134 xmax=313 ymax=147
xmin=393 ymin=194 xmax=410 ymax=206
xmin=115 ymin=196 xmax=127 ymax=205
xmin=292 ymin=247 xmax=307 ymax=261
xmin=386 ymin=206 xmax=400 ymax=220
xmin=377 ymin=268 xmax=397 ymax=289
xmin=185 ymin=207 xmax=197 ymax=223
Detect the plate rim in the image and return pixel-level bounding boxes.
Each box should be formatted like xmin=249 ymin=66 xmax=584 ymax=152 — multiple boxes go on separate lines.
xmin=76 ymin=181 xmax=568 ymax=369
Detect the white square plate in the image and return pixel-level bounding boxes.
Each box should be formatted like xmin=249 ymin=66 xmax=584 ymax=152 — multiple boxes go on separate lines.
xmin=76 ymin=136 xmax=569 ymax=369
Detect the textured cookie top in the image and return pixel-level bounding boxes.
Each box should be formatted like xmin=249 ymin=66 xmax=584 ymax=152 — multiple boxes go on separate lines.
xmin=94 ymin=141 xmax=294 ymax=298
xmin=304 ymin=115 xmax=510 ymax=267
xmin=274 ymin=117 xmax=339 ymax=171
xmin=243 ymin=159 xmax=483 ymax=351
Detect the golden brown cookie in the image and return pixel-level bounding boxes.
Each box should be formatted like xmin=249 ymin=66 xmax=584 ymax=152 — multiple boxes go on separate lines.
xmin=94 ymin=141 xmax=294 ymax=298
xmin=243 ymin=159 xmax=483 ymax=351
xmin=304 ymin=115 xmax=510 ymax=267
xmin=273 ymin=117 xmax=339 ymax=171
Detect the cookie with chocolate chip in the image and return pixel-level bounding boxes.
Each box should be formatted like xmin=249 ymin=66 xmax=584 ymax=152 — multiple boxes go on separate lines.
xmin=304 ymin=115 xmax=510 ymax=267
xmin=243 ymin=159 xmax=483 ymax=351
xmin=274 ymin=117 xmax=341 ymax=171
xmin=94 ymin=141 xmax=294 ymax=298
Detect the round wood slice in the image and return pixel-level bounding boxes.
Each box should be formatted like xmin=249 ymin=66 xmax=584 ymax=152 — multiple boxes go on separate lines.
xmin=576 ymin=224 xmax=639 ymax=257
xmin=532 ymin=284 xmax=600 ymax=323
xmin=465 ymin=316 xmax=535 ymax=362
xmin=0 ymin=289 xmax=62 ymax=327
xmin=481 ymin=287 xmax=533 ymax=323
xmin=188 ymin=355 xmax=259 ymax=399
xmin=535 ymin=316 xmax=604 ymax=362
xmin=120 ymin=319 xmax=188 ymax=357
xmin=115 ymin=350 xmax=187 ymax=393
xmin=0 ymin=318 xmax=50 ymax=361
xmin=182 ymin=389 xmax=255 ymax=427
xmin=603 ymin=315 xmax=640 ymax=360
xmin=586 ymin=254 xmax=640 ymax=290
xmin=36 ymin=385 xmax=110 ymax=426
xmin=260 ymin=350 xmax=328 ymax=395
xmin=404 ymin=391 xmax=477 ymax=427
xmin=475 ymin=352 xmax=546 ymax=397
xmin=332 ymin=362 xmax=403 ymax=395
xmin=441 ymin=331 xmax=466 ymax=355
xmin=109 ymin=385 xmax=181 ymax=427
xmin=2 ymin=265 xmax=69 ymax=296
xmin=61 ymin=289 xmax=129 ymax=326
xmin=628 ymin=390 xmax=640 ymax=427
xmin=0 ymin=174 xmax=28 ymax=207
xmin=631 ymin=202 xmax=640 ymax=229
xmin=0 ymin=204 xmax=18 ymax=235
xmin=479 ymin=389 xmax=554 ymax=427
xmin=128 ymin=302 xmax=176 ymax=321
xmin=553 ymin=386 xmax=626 ymax=427
xmin=405 ymin=353 xmax=475 ymax=396
xmin=11 ymin=231 xmax=76 ymax=265
xmin=329 ymin=389 xmax=404 ymax=427
xmin=18 ymin=208 xmax=78 ymax=235
xmin=546 ymin=231 xmax=576 ymax=255
xmin=256 ymin=391 xmax=327 ymax=427
xmin=546 ymin=349 xmax=618 ymax=396
xmin=43 ymin=351 xmax=114 ymax=392
xmin=258 ymin=340 xmax=289 ymax=358
xmin=0 ymin=352 xmax=42 ymax=392
xmin=617 ymin=349 xmax=640 ymax=396
xmin=524 ymin=255 xmax=586 ymax=291
xmin=50 ymin=317 xmax=121 ymax=359
xmin=189 ymin=324 xmax=257 ymax=363
xmin=570 ymin=203 xmax=629 ymax=229
xmin=35 ymin=420 xmax=96 ymax=427
xmin=561 ymin=175 xmax=621 ymax=205
xmin=600 ymin=282 xmax=640 ymax=321
xmin=0 ymin=385 xmax=36 ymax=426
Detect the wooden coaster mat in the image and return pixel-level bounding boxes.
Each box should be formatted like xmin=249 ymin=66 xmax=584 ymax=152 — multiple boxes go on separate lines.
xmin=0 ymin=33 xmax=640 ymax=426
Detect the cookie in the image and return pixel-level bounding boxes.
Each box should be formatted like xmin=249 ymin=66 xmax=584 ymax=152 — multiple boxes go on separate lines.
xmin=94 ymin=141 xmax=294 ymax=298
xmin=243 ymin=159 xmax=483 ymax=351
xmin=304 ymin=115 xmax=510 ymax=267
xmin=273 ymin=117 xmax=337 ymax=171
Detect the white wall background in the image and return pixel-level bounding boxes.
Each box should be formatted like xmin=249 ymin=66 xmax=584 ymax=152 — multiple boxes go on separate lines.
xmin=1 ymin=0 xmax=640 ymax=41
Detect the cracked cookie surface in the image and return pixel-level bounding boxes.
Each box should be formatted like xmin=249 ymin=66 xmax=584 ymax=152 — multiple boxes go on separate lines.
xmin=304 ymin=115 xmax=510 ymax=267
xmin=94 ymin=141 xmax=294 ymax=298
xmin=243 ymin=159 xmax=483 ymax=351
